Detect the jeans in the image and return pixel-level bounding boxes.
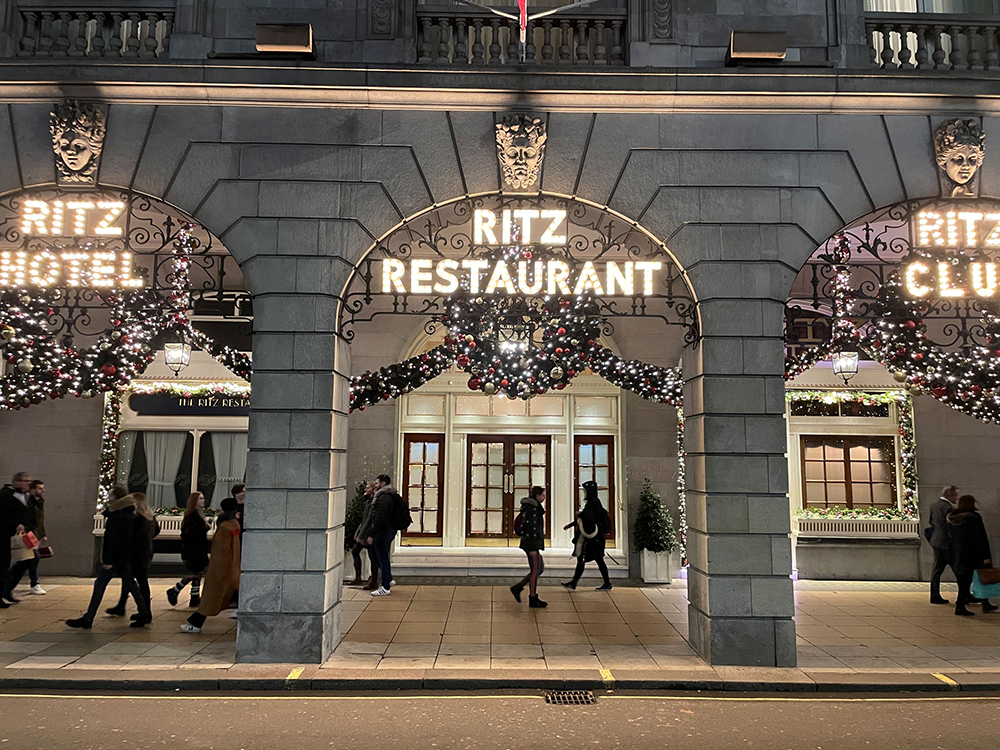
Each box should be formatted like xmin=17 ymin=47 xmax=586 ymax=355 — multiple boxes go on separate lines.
xmin=368 ymin=546 xmax=380 ymax=579
xmin=4 ymin=556 xmax=37 ymax=595
xmin=84 ymin=566 xmax=148 ymax=622
xmin=930 ymin=546 xmax=954 ymax=601
xmin=373 ymin=530 xmax=394 ymax=590
xmin=116 ymin=569 xmax=150 ymax=612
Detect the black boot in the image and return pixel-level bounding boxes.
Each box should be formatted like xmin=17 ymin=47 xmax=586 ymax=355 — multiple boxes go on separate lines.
xmin=66 ymin=617 xmax=92 ymax=629
xmin=106 ymin=605 xmax=126 ymax=617
xmin=529 ymin=594 xmax=548 ymax=608
xmin=595 ymin=582 xmax=613 ymax=591
xmin=510 ymin=584 xmax=523 ymax=603
xmin=983 ymin=601 xmax=998 ymax=613
xmin=561 ymin=581 xmax=577 ymax=590
xmin=956 ymin=606 xmax=975 ymax=616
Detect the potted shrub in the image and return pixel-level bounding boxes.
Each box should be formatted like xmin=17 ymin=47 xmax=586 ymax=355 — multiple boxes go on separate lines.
xmin=634 ymin=478 xmax=677 ymax=583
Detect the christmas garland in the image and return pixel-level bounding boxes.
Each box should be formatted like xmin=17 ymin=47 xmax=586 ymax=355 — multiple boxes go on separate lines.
xmin=786 ymin=389 xmax=917 ymax=519
xmin=676 ymin=406 xmax=687 ymax=564
xmin=130 ymin=381 xmax=250 ymax=398
xmin=349 ymin=344 xmax=454 ymax=413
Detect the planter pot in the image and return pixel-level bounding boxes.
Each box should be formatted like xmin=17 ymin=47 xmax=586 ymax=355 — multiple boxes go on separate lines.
xmin=641 ymin=549 xmax=673 ymax=584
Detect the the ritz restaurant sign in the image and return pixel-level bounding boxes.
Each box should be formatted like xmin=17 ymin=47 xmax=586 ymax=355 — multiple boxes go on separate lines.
xmin=381 ymin=209 xmax=663 ymax=297
xmin=0 ymin=198 xmax=143 ymax=289
xmin=904 ymin=207 xmax=1000 ymax=298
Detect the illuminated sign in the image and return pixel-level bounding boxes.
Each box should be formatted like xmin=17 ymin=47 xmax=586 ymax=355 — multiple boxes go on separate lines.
xmin=0 ymin=197 xmax=143 ymax=289
xmin=903 ymin=208 xmax=1000 ymax=298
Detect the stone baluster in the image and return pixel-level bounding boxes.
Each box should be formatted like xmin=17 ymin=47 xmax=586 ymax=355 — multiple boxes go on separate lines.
xmin=558 ymin=20 xmax=571 ymax=64
xmin=984 ymin=27 xmax=998 ymax=70
xmin=896 ymin=24 xmax=914 ymax=68
xmin=161 ymin=12 xmax=173 ymax=56
xmin=489 ymin=19 xmax=502 ymax=64
xmin=610 ymin=19 xmax=624 ymax=65
xmin=506 ymin=19 xmax=518 ymax=64
xmin=541 ymin=20 xmax=554 ymax=64
xmin=125 ymin=13 xmax=142 ymax=57
xmin=914 ymin=25 xmax=929 ymax=69
xmin=865 ymin=23 xmax=878 ymax=67
xmin=71 ymin=12 xmax=89 ymax=57
xmin=438 ymin=17 xmax=450 ymax=62
xmin=454 ymin=19 xmax=468 ymax=64
xmin=37 ymin=12 xmax=54 ymax=56
xmin=418 ymin=17 xmax=433 ymax=63
xmin=931 ymin=25 xmax=947 ymax=69
xmin=594 ymin=20 xmax=606 ymax=64
xmin=471 ymin=19 xmax=485 ymax=64
xmin=575 ymin=20 xmax=589 ymax=64
xmin=879 ymin=24 xmax=895 ymax=69
xmin=145 ymin=13 xmax=161 ymax=57
xmin=524 ymin=20 xmax=536 ymax=64
xmin=53 ymin=12 xmax=72 ymax=56
xmin=89 ymin=12 xmax=106 ymax=56
xmin=948 ymin=25 xmax=964 ymax=69
xmin=966 ymin=26 xmax=982 ymax=70
xmin=18 ymin=11 xmax=38 ymax=57
xmin=106 ymin=13 xmax=124 ymax=56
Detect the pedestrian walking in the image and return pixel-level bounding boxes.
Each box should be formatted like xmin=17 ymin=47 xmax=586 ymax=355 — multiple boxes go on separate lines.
xmin=66 ymin=492 xmax=151 ymax=629
xmin=510 ymin=485 xmax=547 ymax=608
xmin=348 ymin=481 xmax=379 ymax=588
xmin=25 ymin=480 xmax=47 ymax=594
xmin=562 ymin=480 xmax=613 ymax=591
xmin=107 ymin=493 xmax=160 ymax=622
xmin=0 ymin=472 xmax=40 ymax=603
xmin=365 ymin=474 xmax=403 ymax=597
xmin=167 ymin=492 xmax=210 ymax=608
xmin=947 ymin=494 xmax=999 ymax=616
xmin=928 ymin=485 xmax=959 ymax=604
xmin=180 ymin=498 xmax=241 ymax=633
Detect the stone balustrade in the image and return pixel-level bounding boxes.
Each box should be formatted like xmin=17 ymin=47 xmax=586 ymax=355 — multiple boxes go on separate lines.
xmin=867 ymin=13 xmax=999 ymax=70
xmin=414 ymin=8 xmax=627 ymax=65
xmin=16 ymin=4 xmax=174 ymax=58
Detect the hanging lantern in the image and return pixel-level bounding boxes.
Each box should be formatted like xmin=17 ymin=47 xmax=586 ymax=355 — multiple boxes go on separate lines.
xmin=164 ymin=334 xmax=193 ymax=375
xmin=831 ymin=347 xmax=859 ymax=385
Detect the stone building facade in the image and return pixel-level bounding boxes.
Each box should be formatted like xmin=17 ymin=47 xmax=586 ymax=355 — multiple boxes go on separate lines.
xmin=0 ymin=0 xmax=998 ymax=667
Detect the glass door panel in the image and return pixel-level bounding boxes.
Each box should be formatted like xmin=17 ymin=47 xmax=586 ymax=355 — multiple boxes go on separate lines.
xmin=468 ymin=438 xmax=507 ymax=537
xmin=467 ymin=435 xmax=551 ymax=543
xmin=402 ymin=433 xmax=445 ymax=537
xmin=574 ymin=435 xmax=616 ymax=543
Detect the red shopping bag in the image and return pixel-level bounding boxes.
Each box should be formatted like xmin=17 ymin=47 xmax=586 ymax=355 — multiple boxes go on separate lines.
xmin=22 ymin=531 xmax=38 ymax=549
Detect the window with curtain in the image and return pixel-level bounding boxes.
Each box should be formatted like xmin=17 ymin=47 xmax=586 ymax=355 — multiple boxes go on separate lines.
xmin=801 ymin=436 xmax=897 ymax=510
xmin=864 ymin=0 xmax=995 ymax=12
xmin=206 ymin=432 xmax=248 ymax=504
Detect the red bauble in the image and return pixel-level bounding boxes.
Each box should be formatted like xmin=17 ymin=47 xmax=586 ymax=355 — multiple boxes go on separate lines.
xmin=931 ymin=386 xmax=948 ymax=398
xmin=456 ymin=354 xmax=470 ymax=368
xmin=467 ymin=377 xmax=481 ymax=391
xmin=100 ymin=364 xmax=116 ymax=376
xmin=557 ymin=327 xmax=567 ymax=335
xmin=567 ymin=370 xmax=577 ymax=377
xmin=903 ymin=320 xmax=917 ymax=330
xmin=973 ymin=385 xmax=983 ymax=395
xmin=487 ymin=367 xmax=495 ymax=375
xmin=911 ymin=353 xmax=924 ymax=362
xmin=421 ymin=354 xmax=429 ymax=362
xmin=555 ymin=348 xmax=564 ymax=355
xmin=500 ymin=379 xmax=509 ymax=388
xmin=555 ymin=382 xmax=567 ymax=390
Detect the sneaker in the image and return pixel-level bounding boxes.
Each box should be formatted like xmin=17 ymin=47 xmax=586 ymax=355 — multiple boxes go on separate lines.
xmin=105 ymin=605 xmax=126 ymax=617
xmin=595 ymin=583 xmax=613 ymax=591
xmin=66 ymin=617 xmax=92 ymax=629
xmin=180 ymin=622 xmax=202 ymax=633
xmin=227 ymin=610 xmax=239 ymax=619
xmin=561 ymin=581 xmax=577 ymax=590
xmin=166 ymin=588 xmax=179 ymax=606
xmin=510 ymin=584 xmax=523 ymax=603
xmin=29 ymin=585 xmax=46 ymax=595
xmin=371 ymin=587 xmax=391 ymax=596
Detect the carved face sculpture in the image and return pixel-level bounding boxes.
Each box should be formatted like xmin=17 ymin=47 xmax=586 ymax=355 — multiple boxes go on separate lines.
xmin=496 ymin=115 xmax=547 ymax=190
xmin=49 ymin=101 xmax=106 ymax=185
xmin=935 ymin=119 xmax=985 ymax=198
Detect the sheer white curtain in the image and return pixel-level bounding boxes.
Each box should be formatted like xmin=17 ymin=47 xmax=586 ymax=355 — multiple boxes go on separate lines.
xmin=143 ymin=432 xmax=188 ymax=508
xmin=116 ymin=431 xmax=137 ymax=491
xmin=211 ymin=432 xmax=248 ymax=500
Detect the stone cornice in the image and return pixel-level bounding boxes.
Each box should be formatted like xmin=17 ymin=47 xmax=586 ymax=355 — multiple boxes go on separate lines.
xmin=1 ymin=60 xmax=999 ymax=113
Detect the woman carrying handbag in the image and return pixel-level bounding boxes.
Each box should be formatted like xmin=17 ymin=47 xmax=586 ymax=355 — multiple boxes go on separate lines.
xmin=561 ymin=480 xmax=613 ymax=592
xmin=947 ymin=494 xmax=999 ymax=616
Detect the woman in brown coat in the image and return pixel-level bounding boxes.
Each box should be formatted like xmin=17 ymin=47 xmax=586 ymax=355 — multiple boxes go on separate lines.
xmin=180 ymin=498 xmax=241 ymax=633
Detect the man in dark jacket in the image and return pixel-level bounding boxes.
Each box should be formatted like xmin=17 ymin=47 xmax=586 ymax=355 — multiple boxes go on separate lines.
xmin=365 ymin=474 xmax=399 ymax=597
xmin=0 ymin=471 xmax=33 ymax=606
xmin=66 ymin=493 xmax=150 ymax=629
xmin=928 ymin=485 xmax=958 ymax=604
xmin=2 ymin=477 xmax=47 ymax=600
xmin=511 ymin=485 xmax=547 ymax=608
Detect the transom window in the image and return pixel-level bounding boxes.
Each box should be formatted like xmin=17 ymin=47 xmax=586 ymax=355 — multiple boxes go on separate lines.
xmin=801 ymin=436 xmax=896 ymax=510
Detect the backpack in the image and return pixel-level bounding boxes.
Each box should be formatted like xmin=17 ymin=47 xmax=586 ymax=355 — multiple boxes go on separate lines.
xmin=513 ymin=510 xmax=525 ymax=537
xmin=391 ymin=493 xmax=413 ymax=531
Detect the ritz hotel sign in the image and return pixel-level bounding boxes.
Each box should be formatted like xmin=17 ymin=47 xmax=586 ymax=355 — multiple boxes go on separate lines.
xmin=381 ymin=209 xmax=664 ymax=297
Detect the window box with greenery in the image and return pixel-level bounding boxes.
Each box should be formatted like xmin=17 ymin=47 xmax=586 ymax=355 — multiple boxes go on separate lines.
xmin=634 ymin=478 xmax=677 ymax=583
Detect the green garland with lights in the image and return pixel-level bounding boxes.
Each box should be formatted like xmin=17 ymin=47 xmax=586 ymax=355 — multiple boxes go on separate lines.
xmin=676 ymin=406 xmax=686 ymax=564
xmin=786 ymin=389 xmax=917 ymax=519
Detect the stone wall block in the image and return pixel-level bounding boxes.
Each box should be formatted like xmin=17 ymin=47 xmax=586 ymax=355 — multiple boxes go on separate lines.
xmin=319 ymin=219 xmax=373 ymax=267
xmin=295 ymin=257 xmax=351 ymax=296
xmin=222 ymin=107 xmax=382 ymax=145
xmin=133 ymin=106 xmax=223 ymax=199
xmin=680 ymin=151 xmax=799 ymax=188
xmin=789 ymin=189 xmax=844 ymax=249
xmin=797 ymin=151 xmax=873 ymax=224
xmin=339 ymin=183 xmax=403 ymax=239
xmin=706 ymin=533 xmax=773 ymax=575
xmin=683 ymin=373 xmax=705 ymax=417
xmin=241 ymin=256 xmax=297 ymax=294
xmin=692 ymin=337 xmax=743 ymax=377
xmin=742 ymin=338 xmax=784 ymax=376
xmin=448 ymin=111 xmax=500 ymax=195
xmin=699 ymin=300 xmax=763 ymax=337
xmin=686 ymin=263 xmax=744 ymax=300
xmin=239 ymin=144 xmax=362 ymax=181
xmin=236 ymin=613 xmax=325 ymax=663
xmin=308 ymin=450 xmax=335 ymax=489
xmin=767 ymin=455 xmax=789 ymax=494
xmin=253 ymin=297 xmax=316 ymax=334
xmin=686 ymin=527 xmax=709 ymax=572
xmin=166 ymin=143 xmax=241 ymax=215
xmin=750 ymin=577 xmax=794 ymax=617
xmin=99 ymin=104 xmax=156 ymax=190
xmin=310 ymin=372 xmax=336 ymax=410
xmin=659 ymin=114 xmax=819 ymax=151
xmin=278 ymin=219 xmax=320 ymax=256
xmin=280 ymin=572 xmax=327 ymax=612
xmin=247 ymin=372 xmax=314 ymax=410
xmin=771 ymin=535 xmax=793 ymax=575
xmin=774 ymin=619 xmax=797 ymax=667
xmin=637 ymin=188 xmax=701 ymax=248
xmin=718 ymin=225 xmax=763 ymax=261
xmin=706 ymin=575 xmax=752 ymax=616
xmin=361 ymin=145 xmax=432 ymax=218
xmin=242 ymin=529 xmax=307 ymax=571
xmin=702 ymin=415 xmax=746 ymax=453
xmin=685 ymin=489 xmax=707 ymax=535
xmin=686 ymin=566 xmax=709 ymax=612
xmin=708 ymin=617 xmax=777 ymax=666
xmin=748 ymin=495 xmax=792 ymax=534
xmin=744 ymin=416 xmax=786 ymax=454
xmin=292 ymin=333 xmax=338 ymax=371
xmin=221 ymin=219 xmax=278 ymax=269
xmin=259 ymin=182 xmax=341 ymax=219
xmin=981 ymin=116 xmax=1000 ymax=200
xmin=381 ymin=111 xmax=464 ymax=202
xmin=238 ymin=572 xmax=282 ymax=614
xmin=196 ymin=180 xmax=260 ymax=241
xmin=287 ymin=411 xmax=334 ymax=450
xmin=247 ymin=411 xmax=291 ymax=450
xmin=699 ymin=188 xmax=781 ymax=224
xmin=576 ymin=113 xmax=659 ymax=205
xmin=701 ymin=377 xmax=765 ymax=415
xmin=285 ymin=489 xmax=334 ymax=529
xmin=540 ymin=112 xmax=597 ymax=196
xmin=251 ymin=333 xmax=294 ymax=372
xmin=818 ymin=115 xmax=906 ymax=208
xmin=704 ymin=494 xmax=750 ymax=534
xmin=607 ymin=151 xmax=680 ymax=220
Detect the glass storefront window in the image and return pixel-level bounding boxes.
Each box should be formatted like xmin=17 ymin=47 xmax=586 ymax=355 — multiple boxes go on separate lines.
xmin=801 ymin=436 xmax=897 ymax=510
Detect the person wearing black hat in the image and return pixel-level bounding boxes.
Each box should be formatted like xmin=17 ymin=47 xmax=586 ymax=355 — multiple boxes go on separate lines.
xmin=562 ymin=480 xmax=613 ymax=591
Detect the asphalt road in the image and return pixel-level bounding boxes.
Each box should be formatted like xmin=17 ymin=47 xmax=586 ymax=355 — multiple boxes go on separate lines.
xmin=1 ymin=691 xmax=998 ymax=750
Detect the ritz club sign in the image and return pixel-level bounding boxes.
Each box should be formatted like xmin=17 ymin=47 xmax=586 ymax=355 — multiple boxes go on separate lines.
xmin=381 ymin=209 xmax=664 ymax=297
xmin=903 ymin=208 xmax=1000 ymax=299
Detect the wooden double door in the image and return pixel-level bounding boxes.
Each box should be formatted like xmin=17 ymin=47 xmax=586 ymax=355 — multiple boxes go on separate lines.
xmin=466 ymin=434 xmax=550 ymax=544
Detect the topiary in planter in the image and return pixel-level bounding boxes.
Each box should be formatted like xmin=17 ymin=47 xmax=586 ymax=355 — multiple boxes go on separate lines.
xmin=634 ymin=478 xmax=676 ymax=554
xmin=343 ymin=480 xmax=368 ymax=550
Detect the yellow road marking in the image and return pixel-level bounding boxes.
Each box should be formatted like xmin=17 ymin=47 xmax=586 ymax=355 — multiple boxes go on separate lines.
xmin=286 ymin=667 xmax=305 ymax=680
xmin=599 ymin=668 xmax=615 ymax=686
xmin=0 ymin=693 xmax=542 ymax=702
xmin=932 ymin=673 xmax=960 ymax=688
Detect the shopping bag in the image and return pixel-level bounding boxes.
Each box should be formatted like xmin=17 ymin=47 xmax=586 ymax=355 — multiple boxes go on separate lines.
xmin=10 ymin=534 xmax=32 ymax=563
xmin=22 ymin=531 xmax=38 ymax=550
xmin=973 ymin=569 xmax=1000 ymax=599
xmin=37 ymin=546 xmax=54 ymax=559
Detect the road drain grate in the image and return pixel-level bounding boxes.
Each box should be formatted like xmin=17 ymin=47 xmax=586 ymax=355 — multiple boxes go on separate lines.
xmin=545 ymin=690 xmax=596 ymax=706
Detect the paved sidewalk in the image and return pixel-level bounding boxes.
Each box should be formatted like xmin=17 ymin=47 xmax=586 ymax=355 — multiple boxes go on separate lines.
xmin=0 ymin=577 xmax=997 ymax=692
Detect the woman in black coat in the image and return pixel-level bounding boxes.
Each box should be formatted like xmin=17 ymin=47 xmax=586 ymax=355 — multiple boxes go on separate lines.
xmin=948 ymin=494 xmax=998 ymax=616
xmin=107 ymin=493 xmax=160 ymax=622
xmin=562 ymin=480 xmax=613 ymax=591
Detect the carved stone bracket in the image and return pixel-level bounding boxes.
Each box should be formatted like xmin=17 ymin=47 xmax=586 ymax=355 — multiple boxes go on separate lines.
xmin=496 ymin=114 xmax=547 ymax=191
xmin=935 ymin=119 xmax=985 ymax=199
xmin=369 ymin=0 xmax=397 ymax=39
xmin=652 ymin=0 xmax=672 ymax=40
xmin=50 ymin=100 xmax=107 ymax=187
